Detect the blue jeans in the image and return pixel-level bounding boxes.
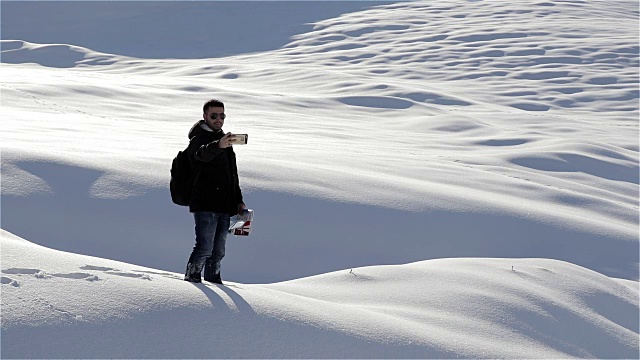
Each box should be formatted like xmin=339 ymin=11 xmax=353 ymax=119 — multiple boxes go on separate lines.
xmin=187 ymin=212 xmax=230 ymax=278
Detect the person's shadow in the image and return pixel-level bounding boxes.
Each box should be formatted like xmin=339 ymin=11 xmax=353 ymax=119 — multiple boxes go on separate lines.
xmin=192 ymin=282 xmax=257 ymax=317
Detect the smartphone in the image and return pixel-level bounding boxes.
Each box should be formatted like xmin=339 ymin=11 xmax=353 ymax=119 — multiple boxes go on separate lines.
xmin=229 ymin=133 xmax=248 ymax=145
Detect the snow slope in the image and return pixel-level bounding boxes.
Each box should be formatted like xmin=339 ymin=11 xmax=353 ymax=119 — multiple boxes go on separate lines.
xmin=1 ymin=0 xmax=639 ymax=357
xmin=1 ymin=0 xmax=638 ymax=285
xmin=2 ymin=229 xmax=638 ymax=358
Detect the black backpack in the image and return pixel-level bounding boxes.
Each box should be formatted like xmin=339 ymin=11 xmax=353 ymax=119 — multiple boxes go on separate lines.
xmin=170 ymin=147 xmax=200 ymax=206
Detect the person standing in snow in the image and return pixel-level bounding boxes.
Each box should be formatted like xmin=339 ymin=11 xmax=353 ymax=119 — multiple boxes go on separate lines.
xmin=184 ymin=99 xmax=246 ymax=284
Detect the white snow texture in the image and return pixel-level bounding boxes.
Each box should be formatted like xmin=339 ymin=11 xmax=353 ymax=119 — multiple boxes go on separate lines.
xmin=1 ymin=0 xmax=638 ymax=358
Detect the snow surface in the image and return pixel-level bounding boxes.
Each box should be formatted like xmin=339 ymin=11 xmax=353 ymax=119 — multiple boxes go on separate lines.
xmin=1 ymin=0 xmax=639 ymax=358
xmin=1 ymin=229 xmax=638 ymax=358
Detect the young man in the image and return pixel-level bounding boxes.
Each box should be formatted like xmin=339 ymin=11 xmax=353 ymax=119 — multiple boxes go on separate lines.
xmin=184 ymin=99 xmax=246 ymax=284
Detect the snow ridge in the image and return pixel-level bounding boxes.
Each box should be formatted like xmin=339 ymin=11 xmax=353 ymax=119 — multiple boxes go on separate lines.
xmin=1 ymin=230 xmax=638 ymax=358
xmin=1 ymin=0 xmax=638 ymax=357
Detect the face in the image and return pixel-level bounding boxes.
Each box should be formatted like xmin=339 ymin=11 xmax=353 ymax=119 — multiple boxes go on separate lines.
xmin=204 ymin=106 xmax=225 ymax=131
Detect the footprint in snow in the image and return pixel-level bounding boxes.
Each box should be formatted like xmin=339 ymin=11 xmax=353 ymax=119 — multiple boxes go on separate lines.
xmin=81 ymin=264 xmax=153 ymax=280
xmin=2 ymin=268 xmax=100 ymax=281
xmin=2 ymin=266 xmax=151 ymax=282
xmin=1 ymin=276 xmax=20 ymax=287
xmin=133 ymin=269 xmax=182 ymax=280
xmin=51 ymin=273 xmax=101 ymax=281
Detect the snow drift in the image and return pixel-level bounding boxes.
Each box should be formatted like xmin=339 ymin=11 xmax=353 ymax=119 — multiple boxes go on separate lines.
xmin=1 ymin=229 xmax=638 ymax=358
xmin=1 ymin=0 xmax=638 ymax=358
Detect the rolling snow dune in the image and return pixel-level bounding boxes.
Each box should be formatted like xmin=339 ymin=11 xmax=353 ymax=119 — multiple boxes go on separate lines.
xmin=1 ymin=0 xmax=637 ymax=283
xmin=0 ymin=1 xmax=395 ymax=59
xmin=1 ymin=0 xmax=639 ymax=357
xmin=1 ymin=229 xmax=638 ymax=359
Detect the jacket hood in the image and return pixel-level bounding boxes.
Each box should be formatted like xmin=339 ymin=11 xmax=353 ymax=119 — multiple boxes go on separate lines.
xmin=188 ymin=120 xmax=222 ymax=139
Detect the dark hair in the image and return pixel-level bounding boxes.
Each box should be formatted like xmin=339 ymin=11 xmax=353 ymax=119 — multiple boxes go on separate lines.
xmin=203 ymin=99 xmax=225 ymax=113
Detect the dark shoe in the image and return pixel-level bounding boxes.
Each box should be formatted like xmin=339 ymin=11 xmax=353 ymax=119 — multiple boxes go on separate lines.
xmin=184 ymin=263 xmax=202 ymax=283
xmin=204 ymin=272 xmax=223 ymax=285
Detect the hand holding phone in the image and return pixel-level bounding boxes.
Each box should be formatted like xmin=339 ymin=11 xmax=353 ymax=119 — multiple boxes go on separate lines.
xmin=229 ymin=133 xmax=248 ymax=145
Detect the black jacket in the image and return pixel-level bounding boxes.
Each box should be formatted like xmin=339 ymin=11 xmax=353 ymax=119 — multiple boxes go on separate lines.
xmin=187 ymin=120 xmax=244 ymax=214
